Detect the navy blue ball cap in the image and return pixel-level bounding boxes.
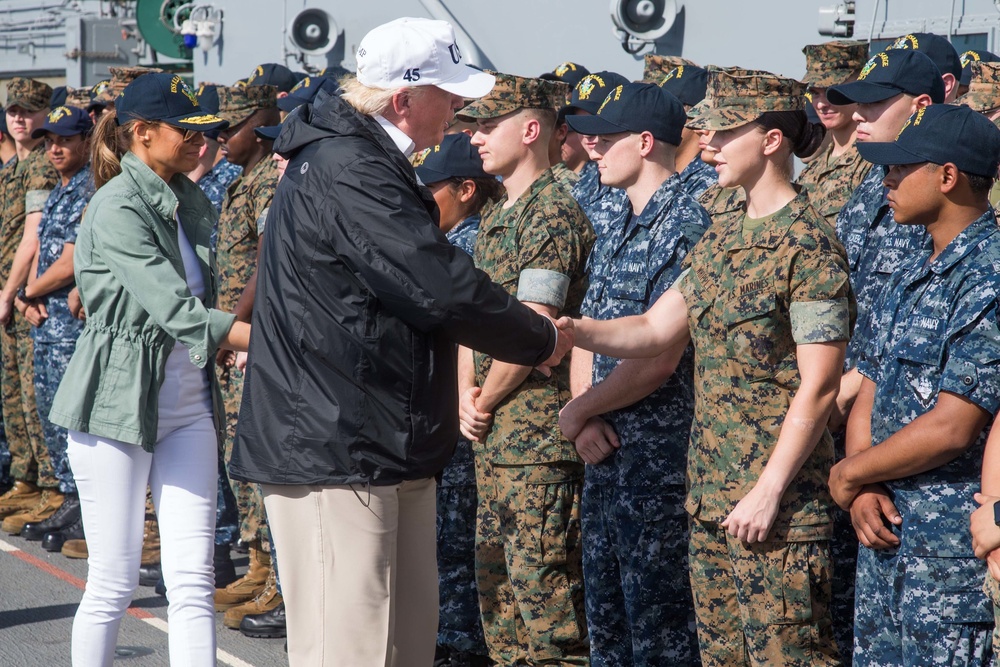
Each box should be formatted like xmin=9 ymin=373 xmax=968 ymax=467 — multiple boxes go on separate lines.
xmin=827 ymin=50 xmax=944 ymax=105
xmin=30 ymin=106 xmax=93 ymax=138
xmin=49 ymin=86 xmax=68 ymax=109
xmin=246 ymin=63 xmax=298 ymax=94
xmin=856 ymin=104 xmax=1000 ymax=177
xmin=253 ymin=122 xmax=282 ymax=142
xmin=659 ymin=65 xmax=708 ymax=107
xmin=195 ymin=83 xmax=221 ymax=114
xmin=887 ymin=33 xmax=962 ymax=79
xmin=277 ymin=76 xmax=341 ymax=112
xmin=566 ymin=71 xmax=629 ymax=115
xmin=566 ymin=83 xmax=686 ymax=146
xmin=960 ymin=49 xmax=1000 ymax=86
xmin=413 ymin=132 xmax=489 ymax=185
xmin=116 ymin=73 xmax=229 ymax=133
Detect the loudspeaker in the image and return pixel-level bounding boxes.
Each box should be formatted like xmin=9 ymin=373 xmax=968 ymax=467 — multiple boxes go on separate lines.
xmin=610 ymin=0 xmax=680 ymax=42
xmin=288 ymin=8 xmax=337 ymax=56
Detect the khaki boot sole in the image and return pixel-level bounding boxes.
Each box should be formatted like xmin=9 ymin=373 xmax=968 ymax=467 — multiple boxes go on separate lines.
xmin=223 ymin=594 xmax=283 ymax=629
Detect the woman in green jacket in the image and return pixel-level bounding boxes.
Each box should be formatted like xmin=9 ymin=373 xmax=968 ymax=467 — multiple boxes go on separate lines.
xmin=49 ymin=73 xmax=250 ymax=666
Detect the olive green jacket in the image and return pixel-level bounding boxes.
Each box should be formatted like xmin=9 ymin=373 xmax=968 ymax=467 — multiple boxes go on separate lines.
xmin=50 ymin=151 xmax=236 ymax=451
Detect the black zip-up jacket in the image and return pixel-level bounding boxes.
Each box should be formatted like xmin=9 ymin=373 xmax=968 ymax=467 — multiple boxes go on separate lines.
xmin=229 ymin=95 xmax=556 ymax=486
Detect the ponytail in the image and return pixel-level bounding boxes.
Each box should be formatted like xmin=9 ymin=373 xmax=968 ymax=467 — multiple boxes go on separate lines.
xmin=91 ymin=111 xmax=139 ymax=189
xmin=754 ymin=110 xmax=826 ymax=160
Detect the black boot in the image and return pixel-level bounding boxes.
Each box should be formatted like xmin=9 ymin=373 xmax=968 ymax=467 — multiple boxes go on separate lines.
xmin=155 ymin=577 xmax=166 ymax=597
xmin=239 ymin=601 xmax=286 ymax=638
xmin=22 ymin=493 xmax=80 ymax=541
xmin=43 ymin=516 xmax=84 ymax=552
xmin=138 ymin=563 xmax=162 ymax=587
xmin=214 ymin=543 xmax=238 ymax=589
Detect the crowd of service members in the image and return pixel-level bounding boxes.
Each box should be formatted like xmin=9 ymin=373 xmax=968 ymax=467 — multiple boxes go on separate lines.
xmin=2 ymin=18 xmax=1000 ymax=667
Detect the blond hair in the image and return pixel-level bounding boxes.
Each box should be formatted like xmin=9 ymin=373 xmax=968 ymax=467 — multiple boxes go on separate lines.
xmin=340 ymin=78 xmax=428 ymax=117
xmin=91 ymin=111 xmax=139 ymax=188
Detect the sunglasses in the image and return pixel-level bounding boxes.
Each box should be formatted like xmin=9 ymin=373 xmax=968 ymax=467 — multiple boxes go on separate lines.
xmin=159 ymin=124 xmax=201 ymax=143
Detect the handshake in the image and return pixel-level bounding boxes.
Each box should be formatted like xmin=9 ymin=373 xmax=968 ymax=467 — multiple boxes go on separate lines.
xmin=537 ymin=316 xmax=576 ymax=376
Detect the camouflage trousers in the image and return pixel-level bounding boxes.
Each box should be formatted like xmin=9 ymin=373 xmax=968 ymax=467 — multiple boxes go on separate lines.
xmin=437 ymin=438 xmax=487 ymax=656
xmin=581 ymin=481 xmax=699 ymax=667
xmin=474 ymin=460 xmax=589 ymax=666
xmin=831 ymin=431 xmax=857 ymax=663
xmin=985 ymin=572 xmax=1000 ymax=652
xmin=218 ymin=365 xmax=267 ymax=545
xmin=688 ymin=518 xmax=840 ymax=667
xmin=1 ymin=321 xmax=53 ymax=487
xmin=854 ymin=545 xmax=994 ymax=666
xmin=215 ymin=447 xmax=239 ymax=546
xmin=33 ymin=341 xmax=76 ymax=493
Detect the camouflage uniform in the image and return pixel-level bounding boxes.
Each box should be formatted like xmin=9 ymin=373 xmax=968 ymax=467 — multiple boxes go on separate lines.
xmin=551 ymin=161 xmax=580 ymax=190
xmin=214 ymin=85 xmax=279 ymax=547
xmin=0 ymin=78 xmax=58 ymax=489
xmin=580 ymin=175 xmax=710 ymax=666
xmin=642 ymin=54 xmax=697 ymax=84
xmin=796 ymin=144 xmax=872 ymax=226
xmin=957 ymin=61 xmax=1000 ymax=210
xmin=698 ymin=182 xmax=746 ymax=218
xmin=836 ymin=166 xmax=930 ymax=370
xmin=572 ymin=160 xmax=628 ymax=239
xmin=675 ymin=188 xmax=850 ymax=667
xmin=677 ymin=156 xmax=718 ymax=201
xmin=92 ymin=66 xmax=164 ymax=107
xmin=198 ymin=157 xmax=243 ymax=249
xmin=853 ymin=210 xmax=1000 ymax=667
xmin=31 ymin=164 xmax=93 ymax=495
xmin=437 ymin=214 xmax=489 ymax=657
xmin=472 ymin=169 xmax=594 ymax=666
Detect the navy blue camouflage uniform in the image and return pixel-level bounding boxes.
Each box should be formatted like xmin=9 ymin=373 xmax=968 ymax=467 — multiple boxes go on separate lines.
xmin=200 ymin=157 xmax=242 ymax=252
xmin=572 ymin=160 xmax=628 ymax=238
xmin=437 ymin=213 xmax=488 ymax=658
xmin=30 ymin=164 xmax=93 ymax=495
xmin=677 ymin=156 xmax=718 ymax=201
xmin=854 ymin=210 xmax=1000 ymax=667
xmin=580 ymin=175 xmax=710 ymax=666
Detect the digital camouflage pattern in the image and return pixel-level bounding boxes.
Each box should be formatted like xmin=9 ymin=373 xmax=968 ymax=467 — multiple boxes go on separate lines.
xmin=853 ymin=211 xmax=1000 ymax=665
xmin=678 ymin=155 xmax=718 ymax=200
xmin=437 ymin=214 xmax=487 ymax=657
xmin=198 ymin=157 xmax=243 ymax=251
xmin=572 ymin=160 xmax=628 ymax=239
xmin=581 ymin=174 xmax=709 ymax=665
xmin=697 ymin=182 xmax=746 ymax=219
xmin=32 ymin=164 xmax=92 ymax=345
xmin=216 ymin=85 xmax=277 ymax=127
xmin=551 ymin=161 xmax=581 ymax=190
xmin=474 ymin=461 xmax=588 ymax=665
xmin=0 ymin=142 xmax=57 ymax=488
xmin=836 ymin=165 xmax=930 ymax=369
xmin=33 ymin=342 xmax=76 ymax=493
xmin=473 ymin=168 xmax=594 ymax=466
xmin=64 ymin=87 xmax=92 ymax=110
xmin=676 ymin=190 xmax=851 ymax=530
xmin=5 ymin=78 xmax=52 ymax=113
xmin=796 ymin=142 xmax=872 ymax=225
xmin=458 ymin=72 xmax=570 ymax=120
xmin=686 ymin=70 xmax=807 ymax=132
xmin=97 ymin=66 xmax=164 ymax=104
xmin=216 ymin=156 xmax=278 ymax=544
xmin=689 ymin=518 xmax=839 ymax=667
xmin=958 ymin=61 xmax=1000 ymax=111
xmin=801 ymin=40 xmax=870 ymax=88
xmin=986 ymin=573 xmax=1000 ymax=650
xmin=642 ymin=54 xmax=697 ymax=84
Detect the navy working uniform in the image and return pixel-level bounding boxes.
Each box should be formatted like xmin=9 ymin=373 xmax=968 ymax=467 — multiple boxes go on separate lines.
xmin=581 ymin=174 xmax=710 ymax=666
xmin=855 ymin=210 xmax=1000 ymax=666
xmin=676 ymin=156 xmax=717 ymax=201
xmin=31 ymin=164 xmax=93 ymax=495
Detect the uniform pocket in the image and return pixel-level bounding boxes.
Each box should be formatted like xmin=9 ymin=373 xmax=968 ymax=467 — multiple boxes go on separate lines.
xmin=507 ymin=479 xmax=580 ymax=568
xmin=725 ymin=290 xmax=789 ymax=382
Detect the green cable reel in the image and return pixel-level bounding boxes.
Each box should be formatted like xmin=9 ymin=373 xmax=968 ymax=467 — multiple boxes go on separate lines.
xmin=135 ymin=0 xmax=194 ymax=60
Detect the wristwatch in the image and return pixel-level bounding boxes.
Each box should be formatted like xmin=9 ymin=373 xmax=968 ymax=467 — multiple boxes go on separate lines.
xmin=15 ymin=287 xmax=28 ymax=303
xmin=993 ymin=500 xmax=1000 ymax=527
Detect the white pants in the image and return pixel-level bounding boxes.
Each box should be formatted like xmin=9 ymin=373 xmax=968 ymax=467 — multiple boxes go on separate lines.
xmin=67 ymin=345 xmax=218 ymax=667
xmin=263 ymin=477 xmax=439 ymax=667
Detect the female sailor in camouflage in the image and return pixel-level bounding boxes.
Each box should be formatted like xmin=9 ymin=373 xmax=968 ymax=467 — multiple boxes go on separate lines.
xmin=561 ymin=69 xmax=852 ymax=667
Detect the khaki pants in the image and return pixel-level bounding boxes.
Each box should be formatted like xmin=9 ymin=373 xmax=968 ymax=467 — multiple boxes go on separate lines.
xmin=263 ymin=477 xmax=439 ymax=667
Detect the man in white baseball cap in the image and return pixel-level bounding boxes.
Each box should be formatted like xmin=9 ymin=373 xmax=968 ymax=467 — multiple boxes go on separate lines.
xmin=229 ymin=16 xmax=574 ymax=667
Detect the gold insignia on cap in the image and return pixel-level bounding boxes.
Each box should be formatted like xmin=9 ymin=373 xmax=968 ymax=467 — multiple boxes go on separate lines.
xmin=597 ymin=85 xmax=624 ymax=115
xmin=576 ymin=75 xmax=604 ymax=101
xmin=48 ymin=106 xmax=70 ymax=123
xmin=961 ymin=50 xmax=982 ymax=68
xmin=890 ymin=34 xmax=919 ymax=50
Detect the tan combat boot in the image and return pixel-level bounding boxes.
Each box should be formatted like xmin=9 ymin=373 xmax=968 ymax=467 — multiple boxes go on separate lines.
xmin=0 ymin=481 xmax=42 ymax=519
xmin=2 ymin=489 xmax=64 ymax=534
xmin=140 ymin=513 xmax=160 ymax=566
xmin=62 ymin=539 xmax=89 ymax=559
xmin=215 ymin=542 xmax=270 ymax=611
xmin=222 ymin=565 xmax=282 ymax=629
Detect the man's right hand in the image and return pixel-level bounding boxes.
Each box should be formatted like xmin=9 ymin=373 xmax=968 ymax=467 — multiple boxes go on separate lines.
xmin=459 ymin=386 xmax=492 ymax=443
xmin=537 ymin=317 xmax=575 ymax=376
xmin=573 ymin=417 xmax=620 ymax=465
xmin=850 ymin=484 xmax=902 ymax=549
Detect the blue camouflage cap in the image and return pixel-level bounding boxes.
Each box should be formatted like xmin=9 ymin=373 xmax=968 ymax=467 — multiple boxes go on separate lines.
xmin=567 ymin=83 xmax=686 ymax=145
xmin=856 ymin=104 xmax=1000 ymax=177
xmin=827 ymin=50 xmax=944 ymax=105
xmin=412 ymin=132 xmax=489 ymax=185
xmin=30 ymin=105 xmax=94 ymax=138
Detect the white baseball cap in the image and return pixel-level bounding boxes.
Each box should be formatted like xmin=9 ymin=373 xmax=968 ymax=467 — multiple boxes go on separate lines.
xmin=356 ymin=17 xmax=495 ymax=98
